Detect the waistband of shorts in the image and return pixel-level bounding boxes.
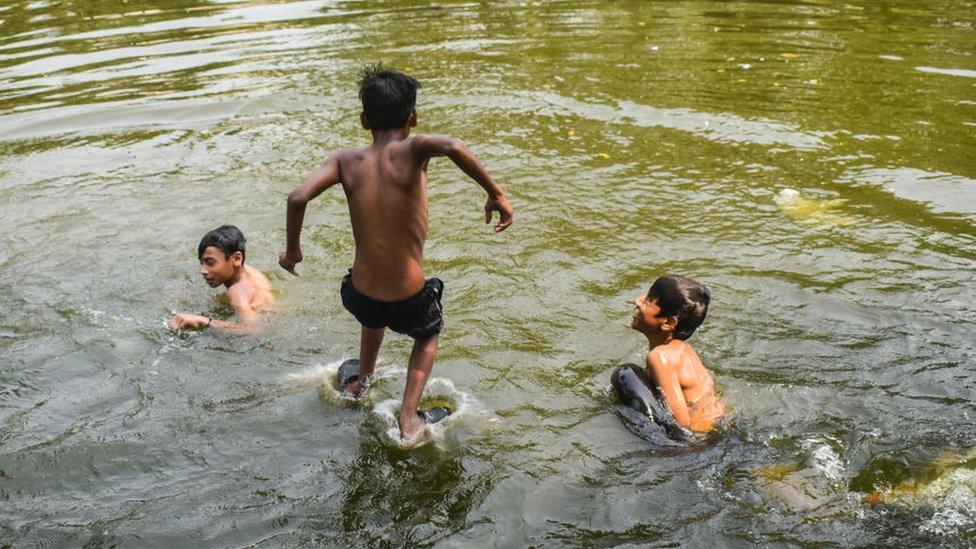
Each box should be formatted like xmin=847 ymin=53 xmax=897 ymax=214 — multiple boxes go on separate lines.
xmin=343 ymin=269 xmax=433 ymax=306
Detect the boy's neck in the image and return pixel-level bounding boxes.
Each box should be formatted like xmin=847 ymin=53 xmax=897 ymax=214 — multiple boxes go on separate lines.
xmin=644 ymin=331 xmax=673 ymax=350
xmin=371 ymin=127 xmax=411 ymax=144
xmin=224 ymin=265 xmax=245 ymax=288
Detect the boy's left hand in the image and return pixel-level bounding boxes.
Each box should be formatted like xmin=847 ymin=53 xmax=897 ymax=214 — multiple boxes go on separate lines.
xmin=485 ymin=195 xmax=513 ymax=232
xmin=170 ymin=313 xmax=209 ymax=330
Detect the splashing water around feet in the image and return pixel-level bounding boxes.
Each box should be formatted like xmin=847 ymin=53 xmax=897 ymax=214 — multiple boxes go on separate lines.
xmin=372 ymin=376 xmax=474 ymax=449
xmin=285 ymin=360 xmax=478 ymax=448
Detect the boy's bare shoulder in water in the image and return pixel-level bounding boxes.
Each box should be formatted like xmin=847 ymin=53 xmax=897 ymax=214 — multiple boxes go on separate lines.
xmin=630 ymin=275 xmax=725 ymax=432
xmin=170 ymin=225 xmax=273 ymax=334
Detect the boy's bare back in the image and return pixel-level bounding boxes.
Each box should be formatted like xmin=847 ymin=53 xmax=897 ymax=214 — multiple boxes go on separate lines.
xmin=335 ymin=138 xmax=432 ymax=301
xmin=280 ymin=133 xmax=512 ymax=301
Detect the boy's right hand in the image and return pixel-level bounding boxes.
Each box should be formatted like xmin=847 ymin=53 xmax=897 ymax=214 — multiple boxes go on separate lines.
xmin=278 ymin=250 xmax=303 ymax=276
xmin=170 ymin=313 xmax=209 ymax=330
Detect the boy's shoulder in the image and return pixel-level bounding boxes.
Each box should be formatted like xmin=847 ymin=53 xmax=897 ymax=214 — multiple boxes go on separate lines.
xmin=333 ymin=146 xmax=367 ymax=160
xmin=244 ymin=264 xmax=270 ymax=282
xmin=645 ymin=340 xmax=692 ymax=368
xmin=229 ymin=266 xmax=269 ymax=294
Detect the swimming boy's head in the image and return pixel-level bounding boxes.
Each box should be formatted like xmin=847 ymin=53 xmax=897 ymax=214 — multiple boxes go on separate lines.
xmin=358 ymin=65 xmax=421 ymax=132
xmin=197 ymin=225 xmax=246 ymax=288
xmin=631 ymin=275 xmax=710 ymax=340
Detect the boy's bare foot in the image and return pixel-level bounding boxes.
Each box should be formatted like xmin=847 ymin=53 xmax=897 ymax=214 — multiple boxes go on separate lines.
xmin=344 ymin=378 xmax=364 ymax=397
xmin=399 ymin=411 xmax=425 ymax=441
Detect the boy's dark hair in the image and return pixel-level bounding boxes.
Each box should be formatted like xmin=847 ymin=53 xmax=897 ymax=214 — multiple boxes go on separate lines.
xmin=358 ymin=65 xmax=421 ymax=131
xmin=647 ymin=275 xmax=710 ymax=340
xmin=198 ymin=225 xmax=246 ymax=262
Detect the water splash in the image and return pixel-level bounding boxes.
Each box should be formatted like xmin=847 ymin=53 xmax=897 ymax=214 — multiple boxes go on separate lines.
xmin=810 ymin=443 xmax=845 ymax=483
xmin=372 ymin=376 xmax=474 ymax=449
xmin=285 ymin=359 xmax=402 ymax=406
xmin=857 ymin=449 xmax=976 ymax=538
xmin=285 ymin=361 xmax=478 ymax=448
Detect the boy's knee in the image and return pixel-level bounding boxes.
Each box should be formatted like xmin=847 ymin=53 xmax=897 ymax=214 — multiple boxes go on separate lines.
xmin=413 ymin=333 xmax=439 ymax=347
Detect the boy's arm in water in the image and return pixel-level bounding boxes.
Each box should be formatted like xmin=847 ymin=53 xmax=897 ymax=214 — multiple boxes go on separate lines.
xmin=646 ymin=351 xmax=692 ymax=429
xmin=169 ymin=284 xmax=262 ymax=334
xmin=279 ymin=154 xmax=343 ymax=275
xmin=411 ymin=135 xmax=513 ymax=232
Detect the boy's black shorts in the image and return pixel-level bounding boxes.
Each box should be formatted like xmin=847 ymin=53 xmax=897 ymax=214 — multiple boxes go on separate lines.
xmin=340 ymin=270 xmax=444 ymax=340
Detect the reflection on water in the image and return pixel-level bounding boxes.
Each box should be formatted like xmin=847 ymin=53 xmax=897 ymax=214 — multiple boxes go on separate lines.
xmin=1 ymin=0 xmax=975 ymax=545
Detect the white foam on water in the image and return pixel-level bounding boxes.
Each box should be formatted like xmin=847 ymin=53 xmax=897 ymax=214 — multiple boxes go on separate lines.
xmin=284 ymin=359 xmax=405 ymax=406
xmin=285 ymin=358 xmax=344 ymax=386
xmin=802 ymin=437 xmax=845 ymax=483
xmin=812 ymin=445 xmax=845 ymax=483
xmin=917 ymin=468 xmax=976 ymax=537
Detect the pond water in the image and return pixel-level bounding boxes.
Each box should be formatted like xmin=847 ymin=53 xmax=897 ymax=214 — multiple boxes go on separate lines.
xmin=1 ymin=0 xmax=975 ymax=545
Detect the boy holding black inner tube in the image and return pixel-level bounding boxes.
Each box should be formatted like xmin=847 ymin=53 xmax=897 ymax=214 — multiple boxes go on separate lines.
xmin=619 ymin=275 xmax=724 ymax=433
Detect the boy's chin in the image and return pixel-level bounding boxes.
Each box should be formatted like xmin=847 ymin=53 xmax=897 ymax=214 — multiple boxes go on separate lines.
xmin=205 ymin=279 xmax=223 ymax=288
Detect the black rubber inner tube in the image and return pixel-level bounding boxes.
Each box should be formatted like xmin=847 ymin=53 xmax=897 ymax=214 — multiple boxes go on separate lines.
xmin=611 ymin=363 xmax=690 ymax=443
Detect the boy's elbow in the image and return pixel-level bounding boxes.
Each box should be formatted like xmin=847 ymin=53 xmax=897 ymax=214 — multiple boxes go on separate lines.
xmin=444 ymin=138 xmax=466 ymax=157
xmin=287 ymin=189 xmax=309 ymax=207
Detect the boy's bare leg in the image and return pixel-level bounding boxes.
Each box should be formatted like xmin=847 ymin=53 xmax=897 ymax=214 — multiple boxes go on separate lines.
xmin=399 ymin=334 xmax=438 ymax=439
xmin=347 ymin=326 xmax=384 ymax=395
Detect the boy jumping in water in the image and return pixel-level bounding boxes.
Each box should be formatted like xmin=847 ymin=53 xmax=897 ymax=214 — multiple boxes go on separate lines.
xmin=628 ymin=275 xmax=724 ymax=432
xmin=278 ymin=66 xmax=513 ymax=441
xmin=170 ymin=225 xmax=274 ymax=334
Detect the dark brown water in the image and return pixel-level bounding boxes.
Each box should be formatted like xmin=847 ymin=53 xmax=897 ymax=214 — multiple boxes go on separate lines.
xmin=1 ymin=0 xmax=975 ymax=545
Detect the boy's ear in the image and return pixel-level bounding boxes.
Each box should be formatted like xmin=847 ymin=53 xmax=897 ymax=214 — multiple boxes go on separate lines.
xmin=408 ymin=108 xmax=417 ymax=128
xmin=662 ymin=316 xmax=677 ymax=334
xmin=232 ymin=251 xmax=244 ymax=266
xmin=360 ymin=112 xmax=371 ymax=130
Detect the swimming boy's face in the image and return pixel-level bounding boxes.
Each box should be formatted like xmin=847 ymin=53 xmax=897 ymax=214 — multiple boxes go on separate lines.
xmin=199 ymin=246 xmax=241 ymax=287
xmin=631 ymin=294 xmax=668 ymax=334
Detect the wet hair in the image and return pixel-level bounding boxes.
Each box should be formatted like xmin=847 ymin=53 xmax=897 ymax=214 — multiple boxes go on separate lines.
xmin=358 ymin=64 xmax=421 ymax=131
xmin=198 ymin=225 xmax=246 ymax=262
xmin=647 ymin=275 xmax=710 ymax=340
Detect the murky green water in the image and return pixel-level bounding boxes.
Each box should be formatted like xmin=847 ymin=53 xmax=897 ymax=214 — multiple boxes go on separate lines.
xmin=2 ymin=0 xmax=975 ymax=545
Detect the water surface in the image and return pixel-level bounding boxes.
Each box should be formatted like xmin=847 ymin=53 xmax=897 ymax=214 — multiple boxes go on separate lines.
xmin=1 ymin=0 xmax=975 ymax=545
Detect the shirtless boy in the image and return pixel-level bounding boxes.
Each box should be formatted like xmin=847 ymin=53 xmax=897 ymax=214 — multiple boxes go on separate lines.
xmin=170 ymin=225 xmax=274 ymax=334
xmin=628 ymin=275 xmax=724 ymax=432
xmin=278 ymin=66 xmax=513 ymax=441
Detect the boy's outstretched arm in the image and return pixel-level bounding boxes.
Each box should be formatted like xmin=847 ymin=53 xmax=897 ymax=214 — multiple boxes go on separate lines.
xmin=279 ymin=155 xmax=342 ymax=275
xmin=647 ymin=352 xmax=692 ymax=429
xmin=413 ymin=135 xmax=513 ymax=232
xmin=169 ymin=287 xmax=261 ymax=334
